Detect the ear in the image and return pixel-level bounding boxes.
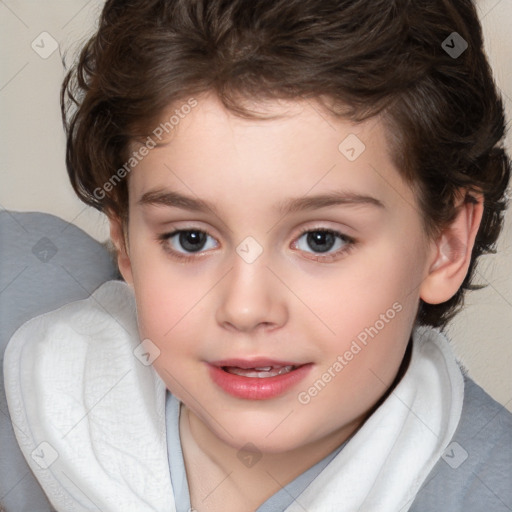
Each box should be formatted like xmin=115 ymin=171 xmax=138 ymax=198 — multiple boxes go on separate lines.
xmin=420 ymin=191 xmax=484 ymax=305
xmin=109 ymin=215 xmax=134 ymax=285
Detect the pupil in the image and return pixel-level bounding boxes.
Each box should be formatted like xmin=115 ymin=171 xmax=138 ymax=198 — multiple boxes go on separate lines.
xmin=180 ymin=231 xmax=206 ymax=252
xmin=307 ymin=231 xmax=335 ymax=253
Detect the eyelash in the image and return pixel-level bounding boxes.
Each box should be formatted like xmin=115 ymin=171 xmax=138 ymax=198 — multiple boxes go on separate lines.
xmin=157 ymin=227 xmax=356 ymax=263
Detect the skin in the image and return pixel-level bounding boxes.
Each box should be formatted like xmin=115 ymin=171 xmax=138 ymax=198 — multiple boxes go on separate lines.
xmin=110 ymin=93 xmax=483 ymax=511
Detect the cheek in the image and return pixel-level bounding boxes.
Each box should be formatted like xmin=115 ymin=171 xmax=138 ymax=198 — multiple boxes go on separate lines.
xmin=127 ymin=228 xmax=194 ymax=333
xmin=298 ymin=239 xmax=422 ymax=336
xmin=129 ymin=257 xmax=189 ymax=345
xmin=132 ymin=278 xmax=204 ymax=395
xmin=133 ymin=278 xmax=201 ymax=344
xmin=293 ymin=237 xmax=423 ymax=401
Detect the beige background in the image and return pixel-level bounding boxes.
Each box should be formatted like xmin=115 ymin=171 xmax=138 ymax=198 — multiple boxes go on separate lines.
xmin=1 ymin=0 xmax=511 ymax=411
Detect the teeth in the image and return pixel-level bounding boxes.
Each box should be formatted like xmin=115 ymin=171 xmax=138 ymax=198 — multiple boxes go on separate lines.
xmin=223 ymin=365 xmax=296 ymax=378
xmin=276 ymin=365 xmax=295 ymax=375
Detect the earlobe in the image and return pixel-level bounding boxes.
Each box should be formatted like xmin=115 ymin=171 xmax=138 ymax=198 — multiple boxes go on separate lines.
xmin=109 ymin=216 xmax=134 ymax=285
xmin=420 ymin=193 xmax=484 ymax=305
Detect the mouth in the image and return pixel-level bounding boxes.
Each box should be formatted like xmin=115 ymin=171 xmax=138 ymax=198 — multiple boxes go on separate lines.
xmin=208 ymin=359 xmax=312 ymax=400
xmin=221 ymin=364 xmax=298 ymax=378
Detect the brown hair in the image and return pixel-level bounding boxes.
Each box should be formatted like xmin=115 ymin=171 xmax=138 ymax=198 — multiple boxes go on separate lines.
xmin=61 ymin=0 xmax=510 ymax=328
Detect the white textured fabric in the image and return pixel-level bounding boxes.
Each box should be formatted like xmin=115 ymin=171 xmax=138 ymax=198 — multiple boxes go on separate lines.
xmin=3 ymin=280 xmax=174 ymax=512
xmin=283 ymin=326 xmax=465 ymax=512
xmin=4 ymin=280 xmax=464 ymax=512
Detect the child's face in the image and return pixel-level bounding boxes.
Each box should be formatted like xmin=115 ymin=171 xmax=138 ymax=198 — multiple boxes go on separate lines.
xmin=117 ymin=95 xmax=438 ymax=452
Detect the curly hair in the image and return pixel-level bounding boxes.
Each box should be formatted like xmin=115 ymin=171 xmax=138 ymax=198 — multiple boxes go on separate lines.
xmin=61 ymin=0 xmax=511 ymax=328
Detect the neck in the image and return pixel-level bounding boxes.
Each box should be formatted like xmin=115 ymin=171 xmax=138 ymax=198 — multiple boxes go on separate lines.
xmin=180 ymin=404 xmax=363 ymax=511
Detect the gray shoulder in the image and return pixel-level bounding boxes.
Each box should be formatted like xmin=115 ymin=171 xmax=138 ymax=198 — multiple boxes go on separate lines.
xmin=410 ymin=376 xmax=512 ymax=512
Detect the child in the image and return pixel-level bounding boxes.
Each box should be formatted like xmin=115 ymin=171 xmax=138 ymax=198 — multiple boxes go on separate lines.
xmin=3 ymin=0 xmax=512 ymax=510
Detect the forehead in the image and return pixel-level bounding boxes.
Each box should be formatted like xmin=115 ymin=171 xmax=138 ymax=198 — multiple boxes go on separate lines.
xmin=127 ymin=95 xmax=415 ymax=220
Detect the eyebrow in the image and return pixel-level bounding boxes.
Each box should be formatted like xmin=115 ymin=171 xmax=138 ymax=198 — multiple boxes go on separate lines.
xmin=137 ymin=188 xmax=385 ymax=215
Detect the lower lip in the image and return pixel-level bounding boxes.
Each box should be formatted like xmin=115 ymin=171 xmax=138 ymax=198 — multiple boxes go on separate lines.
xmin=207 ymin=364 xmax=312 ymax=400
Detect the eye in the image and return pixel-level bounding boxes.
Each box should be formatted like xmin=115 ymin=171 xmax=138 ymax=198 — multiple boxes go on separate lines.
xmin=293 ymin=228 xmax=355 ymax=261
xmin=158 ymin=227 xmax=355 ymax=263
xmin=158 ymin=229 xmax=218 ymax=259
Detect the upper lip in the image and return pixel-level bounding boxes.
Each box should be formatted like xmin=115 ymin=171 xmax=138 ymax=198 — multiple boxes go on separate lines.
xmin=209 ymin=358 xmax=305 ymax=369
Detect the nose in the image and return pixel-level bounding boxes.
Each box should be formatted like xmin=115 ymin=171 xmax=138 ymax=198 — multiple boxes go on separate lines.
xmin=215 ymin=250 xmax=288 ymax=333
